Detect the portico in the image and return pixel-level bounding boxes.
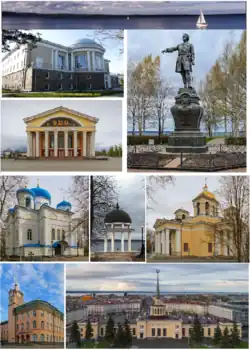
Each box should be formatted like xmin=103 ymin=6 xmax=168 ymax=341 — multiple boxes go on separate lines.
xmin=155 ymin=229 xmax=181 ymax=256
xmin=24 ymin=106 xmax=98 ymax=158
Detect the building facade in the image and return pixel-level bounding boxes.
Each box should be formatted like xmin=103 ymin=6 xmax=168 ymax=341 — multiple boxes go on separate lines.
xmin=2 ymin=38 xmax=117 ymax=91
xmin=23 ymin=106 xmax=98 ymax=159
xmin=0 ymin=280 xmax=64 ymax=344
xmin=3 ymin=181 xmax=86 ymax=257
xmin=154 ymin=184 xmax=234 ymax=257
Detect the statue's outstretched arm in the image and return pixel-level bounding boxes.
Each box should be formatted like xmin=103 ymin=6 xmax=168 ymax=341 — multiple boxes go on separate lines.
xmin=162 ymin=45 xmax=178 ymax=54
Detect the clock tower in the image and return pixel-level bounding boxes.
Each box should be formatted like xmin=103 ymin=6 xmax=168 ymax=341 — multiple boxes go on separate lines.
xmin=8 ymin=278 xmax=24 ymax=343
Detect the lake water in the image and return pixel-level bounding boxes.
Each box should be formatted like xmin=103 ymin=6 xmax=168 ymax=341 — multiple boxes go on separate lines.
xmin=91 ymin=239 xmax=142 ymax=252
xmin=2 ymin=14 xmax=246 ymax=30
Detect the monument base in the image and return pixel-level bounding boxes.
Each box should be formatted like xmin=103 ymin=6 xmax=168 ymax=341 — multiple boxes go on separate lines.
xmin=166 ymin=131 xmax=208 ymax=153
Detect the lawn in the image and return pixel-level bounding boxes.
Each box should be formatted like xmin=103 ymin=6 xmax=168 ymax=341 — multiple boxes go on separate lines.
xmin=2 ymin=91 xmax=123 ymax=98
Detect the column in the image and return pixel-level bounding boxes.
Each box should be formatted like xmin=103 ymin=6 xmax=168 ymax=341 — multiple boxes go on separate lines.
xmin=121 ymin=230 xmax=124 ymax=252
xmin=82 ymin=131 xmax=86 ymax=156
xmin=161 ymin=231 xmax=164 ymax=255
xmin=55 ymin=50 xmax=58 ymax=70
xmin=223 ymin=232 xmax=228 ymax=256
xmin=91 ymin=132 xmax=96 ymax=157
xmin=45 ymin=131 xmax=49 ymax=157
xmin=65 ymin=52 xmax=69 ymax=71
xmin=92 ymin=51 xmax=96 ymax=71
xmin=128 ymin=229 xmax=131 ymax=252
xmin=155 ymin=232 xmax=158 ymax=253
xmin=104 ymin=233 xmax=108 ymax=252
xmin=228 ymin=232 xmax=233 ymax=256
xmin=74 ymin=131 xmax=78 ymax=157
xmin=175 ymin=229 xmax=181 ymax=255
xmin=54 ymin=130 xmax=58 ymax=157
xmin=26 ymin=132 xmax=32 ymax=157
xmin=214 ymin=235 xmax=220 ymax=256
xmin=87 ymin=51 xmax=91 ymax=71
xmin=111 ymin=226 xmax=115 ymax=252
xmin=35 ymin=131 xmax=40 ymax=157
xmin=64 ymin=130 xmax=68 ymax=157
xmin=102 ymin=57 xmax=105 ymax=71
xmin=156 ymin=232 xmax=160 ymax=253
xmin=165 ymin=229 xmax=170 ymax=256
xmin=71 ymin=53 xmax=74 ymax=71
xmin=51 ymin=50 xmax=54 ymax=70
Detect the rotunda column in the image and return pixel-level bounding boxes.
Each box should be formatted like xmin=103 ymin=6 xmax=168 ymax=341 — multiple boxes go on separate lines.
xmin=111 ymin=224 xmax=115 ymax=252
xmin=128 ymin=226 xmax=132 ymax=252
xmin=121 ymin=225 xmax=124 ymax=252
xmin=104 ymin=232 xmax=108 ymax=252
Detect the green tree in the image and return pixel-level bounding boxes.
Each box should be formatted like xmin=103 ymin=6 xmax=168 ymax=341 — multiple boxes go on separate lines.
xmin=123 ymin=319 xmax=132 ymax=347
xmin=2 ymin=29 xmax=41 ymax=52
xmin=114 ymin=323 xmax=125 ymax=348
xmin=220 ymin=326 xmax=231 ymax=348
xmin=213 ymin=324 xmax=222 ymax=345
xmin=85 ymin=319 xmax=93 ymax=340
xmin=190 ymin=314 xmax=204 ymax=345
xmin=230 ymin=322 xmax=241 ymax=348
xmin=70 ymin=320 xmax=81 ymax=348
xmin=104 ymin=316 xmax=115 ymax=344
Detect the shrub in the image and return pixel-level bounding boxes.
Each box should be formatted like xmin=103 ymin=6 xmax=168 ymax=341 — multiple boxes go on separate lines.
xmin=225 ymin=137 xmax=246 ymax=146
xmin=127 ymin=135 xmax=168 ymax=145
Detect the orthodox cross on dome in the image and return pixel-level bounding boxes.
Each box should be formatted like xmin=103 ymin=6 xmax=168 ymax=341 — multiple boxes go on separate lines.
xmin=204 ymin=177 xmax=208 ymax=190
xmin=37 ymin=178 xmax=40 ymax=187
xmin=156 ymin=269 xmax=160 ymax=299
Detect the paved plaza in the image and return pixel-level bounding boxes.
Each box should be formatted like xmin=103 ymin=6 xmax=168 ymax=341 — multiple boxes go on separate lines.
xmin=1 ymin=158 xmax=122 ymax=172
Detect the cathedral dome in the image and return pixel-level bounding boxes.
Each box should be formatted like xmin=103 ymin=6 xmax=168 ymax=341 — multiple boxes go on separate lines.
xmin=30 ymin=186 xmax=51 ymax=202
xmin=16 ymin=188 xmax=36 ymax=198
xmin=56 ymin=200 xmax=72 ymax=211
xmin=192 ymin=184 xmax=218 ymax=202
xmin=71 ymin=38 xmax=104 ymax=51
xmin=104 ymin=203 xmax=132 ymax=224
xmin=8 ymin=208 xmax=15 ymax=214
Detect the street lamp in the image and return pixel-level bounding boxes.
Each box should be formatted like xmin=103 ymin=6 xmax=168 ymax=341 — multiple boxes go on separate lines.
xmin=140 ymin=226 xmax=145 ymax=259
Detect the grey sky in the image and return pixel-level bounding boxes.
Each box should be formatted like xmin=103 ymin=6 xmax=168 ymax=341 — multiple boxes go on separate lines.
xmin=66 ymin=263 xmax=249 ymax=293
xmin=11 ymin=176 xmax=88 ymax=214
xmin=147 ymin=176 xmax=224 ymax=229
xmin=128 ymin=30 xmax=243 ymax=130
xmin=1 ymin=100 xmax=122 ymax=149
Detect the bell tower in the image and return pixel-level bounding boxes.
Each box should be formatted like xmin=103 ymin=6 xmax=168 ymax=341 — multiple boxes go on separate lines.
xmin=192 ymin=180 xmax=219 ymax=217
xmin=8 ymin=277 xmax=24 ymax=343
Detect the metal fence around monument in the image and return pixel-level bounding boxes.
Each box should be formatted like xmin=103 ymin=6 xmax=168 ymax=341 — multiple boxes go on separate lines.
xmin=127 ymin=144 xmax=246 ymax=171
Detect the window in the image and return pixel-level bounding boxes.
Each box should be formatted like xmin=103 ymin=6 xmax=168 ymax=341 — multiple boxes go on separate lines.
xmin=33 ymin=310 xmax=36 ymax=316
xmin=41 ymin=321 xmax=44 ymax=329
xmin=41 ymin=311 xmax=44 ymax=317
xmin=40 ymin=334 xmax=45 ymax=342
xmin=69 ymin=74 xmax=73 ymax=79
xmin=58 ymin=83 xmax=63 ymax=90
xmin=182 ymin=214 xmax=186 ymax=219
xmin=205 ymin=202 xmax=209 ymax=215
xmin=45 ymin=83 xmax=50 ymax=90
xmin=21 ymin=323 xmax=24 ymax=331
xmin=182 ymin=328 xmax=185 ymax=337
xmin=16 ymin=324 xmax=18 ymax=330
xmin=69 ymin=83 xmax=73 ymax=90
xmin=33 ymin=321 xmax=36 ymax=329
xmin=86 ymin=75 xmax=91 ymax=80
xmin=57 ymin=229 xmax=60 ymax=240
xmin=62 ymin=230 xmax=65 ymax=240
xmin=163 ymin=328 xmax=167 ymax=337
xmin=184 ymin=243 xmax=189 ymax=252
xmin=52 ymin=229 xmax=55 ymax=240
xmin=26 ymin=322 xmax=29 ymax=330
xmin=151 ymin=328 xmax=155 ymax=337
xmin=75 ymin=54 xmax=87 ymax=69
xmin=132 ymin=328 xmax=136 ymax=336
xmin=27 ymin=229 xmax=32 ymax=240
xmin=208 ymin=243 xmax=213 ymax=253
xmin=100 ymin=327 xmax=104 ymax=336
xmin=45 ymin=72 xmax=50 ymax=79
xmin=59 ymin=73 xmax=63 ymax=80
xmin=197 ymin=202 xmax=200 ymax=215
xmin=157 ymin=328 xmax=161 ymax=336
xmin=32 ymin=334 xmax=37 ymax=342
xmin=208 ymin=328 xmax=211 ymax=336
xmin=58 ymin=55 xmax=64 ymax=69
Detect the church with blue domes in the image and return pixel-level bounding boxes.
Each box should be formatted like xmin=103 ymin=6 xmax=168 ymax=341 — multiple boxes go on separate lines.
xmin=4 ymin=181 xmax=86 ymax=258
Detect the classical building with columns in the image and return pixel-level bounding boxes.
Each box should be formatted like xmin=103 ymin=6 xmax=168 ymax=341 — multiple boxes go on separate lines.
xmin=2 ymin=38 xmax=117 ymax=91
xmin=153 ymin=184 xmax=235 ymax=258
xmin=24 ymin=106 xmax=98 ymax=159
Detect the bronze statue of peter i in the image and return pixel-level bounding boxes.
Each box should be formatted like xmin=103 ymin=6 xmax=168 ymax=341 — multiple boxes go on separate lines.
xmin=162 ymin=33 xmax=195 ymax=89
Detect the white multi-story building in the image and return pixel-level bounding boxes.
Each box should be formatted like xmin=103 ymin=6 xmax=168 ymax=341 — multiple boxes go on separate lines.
xmin=3 ymin=182 xmax=87 ymax=257
xmin=208 ymin=302 xmax=249 ymax=326
xmin=2 ymin=38 xmax=120 ymax=91
xmin=86 ymin=300 xmax=141 ymax=316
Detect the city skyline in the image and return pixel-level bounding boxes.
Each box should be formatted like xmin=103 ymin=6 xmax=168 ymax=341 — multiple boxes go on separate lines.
xmin=0 ymin=264 xmax=64 ymax=322
xmin=66 ymin=263 xmax=249 ymax=293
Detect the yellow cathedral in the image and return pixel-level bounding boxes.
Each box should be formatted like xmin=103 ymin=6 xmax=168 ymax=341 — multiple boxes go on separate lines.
xmin=153 ymin=184 xmax=234 ymax=258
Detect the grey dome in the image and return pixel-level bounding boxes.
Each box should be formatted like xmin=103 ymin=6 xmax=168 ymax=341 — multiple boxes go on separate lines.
xmin=105 ymin=203 xmax=132 ymax=224
xmin=71 ymin=38 xmax=105 ymax=51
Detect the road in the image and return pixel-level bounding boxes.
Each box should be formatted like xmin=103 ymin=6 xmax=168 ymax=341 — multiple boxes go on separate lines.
xmin=1 ymin=158 xmax=122 ymax=172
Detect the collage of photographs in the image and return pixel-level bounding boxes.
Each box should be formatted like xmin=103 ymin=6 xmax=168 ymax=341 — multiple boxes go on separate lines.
xmin=0 ymin=0 xmax=248 ymax=350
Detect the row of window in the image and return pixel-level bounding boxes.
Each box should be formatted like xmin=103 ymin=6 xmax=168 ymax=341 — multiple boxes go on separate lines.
xmin=17 ymin=321 xmax=62 ymax=332
xmin=44 ymin=83 xmax=92 ymax=91
xmin=3 ymin=49 xmax=25 ymax=66
xmin=17 ymin=311 xmax=62 ymax=325
xmin=26 ymin=228 xmax=66 ymax=241
xmin=45 ymin=72 xmax=92 ymax=80
xmin=196 ymin=202 xmax=218 ymax=216
xmin=22 ymin=334 xmax=63 ymax=342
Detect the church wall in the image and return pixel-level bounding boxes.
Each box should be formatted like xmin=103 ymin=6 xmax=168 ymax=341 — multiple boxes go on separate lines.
xmin=16 ymin=207 xmax=39 ymax=248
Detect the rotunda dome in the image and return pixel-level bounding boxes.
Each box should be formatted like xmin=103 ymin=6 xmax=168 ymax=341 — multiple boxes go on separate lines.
xmin=104 ymin=203 xmax=132 ymax=224
xmin=56 ymin=200 xmax=72 ymax=211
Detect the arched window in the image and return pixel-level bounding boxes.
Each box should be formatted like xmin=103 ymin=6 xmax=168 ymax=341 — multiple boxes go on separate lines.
xmin=40 ymin=334 xmax=45 ymax=342
xmin=182 ymin=214 xmax=186 ymax=219
xmin=32 ymin=310 xmax=36 ymax=316
xmin=62 ymin=230 xmax=65 ymax=240
xmin=33 ymin=321 xmax=36 ymax=329
xmin=32 ymin=334 xmax=37 ymax=342
xmin=25 ymin=197 xmax=31 ymax=208
xmin=52 ymin=228 xmax=55 ymax=240
xmin=41 ymin=321 xmax=44 ymax=329
xmin=46 ymin=334 xmax=49 ymax=342
xmin=205 ymin=202 xmax=209 ymax=215
xmin=57 ymin=229 xmax=60 ymax=240
xmin=196 ymin=202 xmax=200 ymax=215
xmin=27 ymin=229 xmax=32 ymax=240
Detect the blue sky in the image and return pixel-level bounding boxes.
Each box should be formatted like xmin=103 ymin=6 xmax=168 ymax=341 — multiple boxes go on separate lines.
xmin=128 ymin=29 xmax=244 ymax=131
xmin=0 ymin=264 xmax=64 ymax=322
xmin=66 ymin=263 xmax=249 ymax=293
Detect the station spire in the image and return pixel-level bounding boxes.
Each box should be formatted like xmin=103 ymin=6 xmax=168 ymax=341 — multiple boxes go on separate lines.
xmin=156 ymin=269 xmax=160 ymax=299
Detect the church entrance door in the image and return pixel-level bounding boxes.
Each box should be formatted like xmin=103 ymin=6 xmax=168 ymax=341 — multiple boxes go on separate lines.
xmin=55 ymin=244 xmax=62 ymax=256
